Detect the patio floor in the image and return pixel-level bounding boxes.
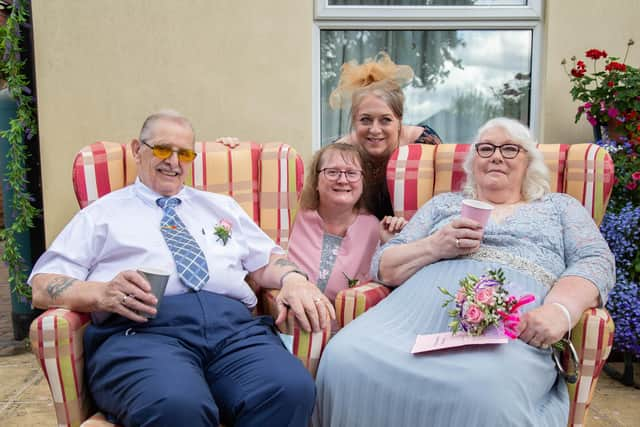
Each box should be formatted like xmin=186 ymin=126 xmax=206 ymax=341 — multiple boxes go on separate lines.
xmin=0 ymin=252 xmax=638 ymax=426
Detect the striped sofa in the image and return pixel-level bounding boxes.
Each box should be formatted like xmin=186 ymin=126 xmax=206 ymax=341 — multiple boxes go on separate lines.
xmin=335 ymin=143 xmax=615 ymax=427
xmin=29 ymin=141 xmax=330 ymax=427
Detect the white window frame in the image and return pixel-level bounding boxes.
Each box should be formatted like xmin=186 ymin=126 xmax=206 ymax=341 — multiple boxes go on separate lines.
xmin=311 ymin=0 xmax=544 ymax=150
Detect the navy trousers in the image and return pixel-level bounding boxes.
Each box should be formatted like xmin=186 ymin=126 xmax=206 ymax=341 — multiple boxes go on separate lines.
xmin=84 ymin=291 xmax=315 ymax=427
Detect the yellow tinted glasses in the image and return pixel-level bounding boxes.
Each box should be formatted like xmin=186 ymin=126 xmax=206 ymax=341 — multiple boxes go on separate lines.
xmin=141 ymin=140 xmax=197 ymax=163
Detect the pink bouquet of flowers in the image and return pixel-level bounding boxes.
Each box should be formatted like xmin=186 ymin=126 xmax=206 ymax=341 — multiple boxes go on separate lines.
xmin=438 ymin=268 xmax=535 ymax=338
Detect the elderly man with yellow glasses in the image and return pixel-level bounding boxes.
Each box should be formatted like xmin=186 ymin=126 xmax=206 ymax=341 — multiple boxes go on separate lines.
xmin=28 ymin=110 xmax=332 ymax=427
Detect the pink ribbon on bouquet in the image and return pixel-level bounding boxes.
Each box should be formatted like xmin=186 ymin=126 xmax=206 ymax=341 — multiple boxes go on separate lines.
xmin=497 ymin=294 xmax=536 ymax=339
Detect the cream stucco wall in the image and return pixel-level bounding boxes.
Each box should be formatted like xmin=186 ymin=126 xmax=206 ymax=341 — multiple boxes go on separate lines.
xmin=32 ymin=0 xmax=640 ymax=245
xmin=32 ymin=0 xmax=314 ymax=244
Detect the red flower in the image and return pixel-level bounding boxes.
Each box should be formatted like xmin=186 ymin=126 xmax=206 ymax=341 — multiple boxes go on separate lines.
xmin=625 ymin=181 xmax=638 ymax=190
xmin=605 ymin=61 xmax=627 ymax=72
xmin=585 ymin=49 xmax=607 ymax=60
xmin=632 ymin=171 xmax=640 ymax=181
xmin=571 ymin=68 xmax=585 ymax=78
xmin=607 ymin=81 xmax=615 ymax=87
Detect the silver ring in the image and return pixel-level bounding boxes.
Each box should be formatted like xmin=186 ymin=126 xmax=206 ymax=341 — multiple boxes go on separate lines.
xmin=455 ymin=238 xmax=460 ymax=249
xmin=122 ymin=294 xmax=130 ymax=305
xmin=540 ymin=343 xmax=550 ymax=350
xmin=313 ymin=298 xmax=322 ymax=304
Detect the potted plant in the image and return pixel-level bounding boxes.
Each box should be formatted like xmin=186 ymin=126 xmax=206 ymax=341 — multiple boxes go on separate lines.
xmin=563 ymin=39 xmax=640 ymax=142
xmin=564 ymin=40 xmax=640 ymax=386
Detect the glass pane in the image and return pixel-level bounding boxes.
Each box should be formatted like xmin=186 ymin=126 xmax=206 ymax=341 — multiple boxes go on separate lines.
xmin=328 ymin=1 xmax=528 ymax=6
xmin=320 ymin=29 xmax=532 ymax=145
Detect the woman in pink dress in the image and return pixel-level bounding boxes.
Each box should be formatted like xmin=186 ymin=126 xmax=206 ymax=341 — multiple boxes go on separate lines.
xmin=288 ymin=143 xmax=406 ymax=306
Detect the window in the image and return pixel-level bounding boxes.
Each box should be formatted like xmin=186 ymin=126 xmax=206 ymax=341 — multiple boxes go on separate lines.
xmin=313 ymin=0 xmax=543 ymax=147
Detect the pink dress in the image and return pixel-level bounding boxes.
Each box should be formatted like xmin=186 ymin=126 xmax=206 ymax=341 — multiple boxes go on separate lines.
xmin=288 ymin=209 xmax=380 ymax=303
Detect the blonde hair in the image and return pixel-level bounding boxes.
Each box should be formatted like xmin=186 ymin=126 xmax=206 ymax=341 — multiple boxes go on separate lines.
xmin=299 ymin=143 xmax=366 ymax=211
xmin=462 ymin=117 xmax=550 ymax=201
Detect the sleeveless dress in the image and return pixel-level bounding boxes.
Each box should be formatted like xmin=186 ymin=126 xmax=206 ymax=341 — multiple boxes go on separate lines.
xmin=312 ymin=192 xmax=615 ymax=427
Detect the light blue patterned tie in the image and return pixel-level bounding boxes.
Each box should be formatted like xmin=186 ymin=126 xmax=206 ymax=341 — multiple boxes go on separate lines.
xmin=157 ymin=197 xmax=209 ymax=291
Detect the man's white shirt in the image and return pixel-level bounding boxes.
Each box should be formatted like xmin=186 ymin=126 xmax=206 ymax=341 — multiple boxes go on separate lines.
xmin=29 ymin=179 xmax=283 ymax=321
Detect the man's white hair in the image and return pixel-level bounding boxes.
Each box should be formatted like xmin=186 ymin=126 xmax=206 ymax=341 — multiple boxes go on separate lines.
xmin=139 ymin=109 xmax=195 ymax=143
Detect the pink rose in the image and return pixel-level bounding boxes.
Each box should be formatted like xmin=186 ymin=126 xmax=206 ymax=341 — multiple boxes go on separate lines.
xmin=632 ymin=171 xmax=640 ymax=181
xmin=475 ymin=287 xmax=495 ymax=305
xmin=626 ymin=181 xmax=638 ymax=190
xmin=456 ymin=289 xmax=466 ymax=304
xmin=464 ymin=304 xmax=484 ymax=324
xmin=219 ymin=219 xmax=232 ymax=231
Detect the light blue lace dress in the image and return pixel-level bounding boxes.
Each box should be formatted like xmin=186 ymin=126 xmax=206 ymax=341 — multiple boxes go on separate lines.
xmin=313 ymin=192 xmax=615 ymax=427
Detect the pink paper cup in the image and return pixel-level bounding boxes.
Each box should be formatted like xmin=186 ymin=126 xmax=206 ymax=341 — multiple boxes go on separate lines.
xmin=461 ymin=199 xmax=494 ymax=227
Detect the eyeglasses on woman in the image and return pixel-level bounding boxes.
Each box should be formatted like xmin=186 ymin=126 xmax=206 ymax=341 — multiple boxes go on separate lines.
xmin=475 ymin=142 xmax=526 ymax=159
xmin=318 ymin=168 xmax=364 ymax=182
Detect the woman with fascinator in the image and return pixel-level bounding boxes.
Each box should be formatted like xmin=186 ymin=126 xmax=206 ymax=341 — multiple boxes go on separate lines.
xmin=330 ymin=52 xmax=442 ymax=220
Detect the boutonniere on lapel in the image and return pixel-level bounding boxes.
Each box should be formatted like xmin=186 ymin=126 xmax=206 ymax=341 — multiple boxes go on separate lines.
xmin=213 ymin=219 xmax=232 ymax=245
xmin=343 ymin=272 xmax=360 ymax=288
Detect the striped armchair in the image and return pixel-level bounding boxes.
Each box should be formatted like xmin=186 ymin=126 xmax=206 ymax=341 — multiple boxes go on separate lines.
xmin=335 ymin=143 xmax=615 ymax=427
xmin=29 ymin=141 xmax=330 ymax=427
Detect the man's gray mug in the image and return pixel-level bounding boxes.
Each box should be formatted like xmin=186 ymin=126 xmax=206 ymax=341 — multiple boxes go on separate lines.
xmin=137 ymin=267 xmax=170 ymax=318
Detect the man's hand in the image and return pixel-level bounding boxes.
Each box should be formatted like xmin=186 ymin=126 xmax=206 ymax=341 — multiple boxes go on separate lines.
xmin=517 ymin=304 xmax=569 ymax=349
xmin=97 ymin=271 xmax=158 ymax=322
xmin=275 ymin=273 xmax=335 ymax=333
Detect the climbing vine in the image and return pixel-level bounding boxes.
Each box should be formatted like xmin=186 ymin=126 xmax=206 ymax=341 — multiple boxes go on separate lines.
xmin=0 ymin=0 xmax=39 ymax=300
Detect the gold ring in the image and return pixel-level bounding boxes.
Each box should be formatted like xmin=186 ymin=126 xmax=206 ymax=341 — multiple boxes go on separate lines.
xmin=455 ymin=238 xmax=460 ymax=249
xmin=541 ymin=343 xmax=550 ymax=350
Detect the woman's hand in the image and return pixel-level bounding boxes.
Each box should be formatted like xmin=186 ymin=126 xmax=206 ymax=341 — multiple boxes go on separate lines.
xmin=379 ymin=215 xmax=408 ymax=243
xmin=430 ymin=218 xmax=484 ymax=259
xmin=517 ymin=304 xmax=570 ymax=349
xmin=215 ymin=136 xmax=241 ymax=148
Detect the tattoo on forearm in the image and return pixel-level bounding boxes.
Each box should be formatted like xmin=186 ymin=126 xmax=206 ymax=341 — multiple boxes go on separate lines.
xmin=46 ymin=277 xmax=78 ymax=300
xmin=274 ymin=258 xmax=299 ymax=269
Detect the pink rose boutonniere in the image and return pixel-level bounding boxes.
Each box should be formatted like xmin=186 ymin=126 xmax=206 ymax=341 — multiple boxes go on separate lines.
xmin=213 ymin=219 xmax=232 ymax=245
xmin=438 ymin=268 xmax=535 ymax=338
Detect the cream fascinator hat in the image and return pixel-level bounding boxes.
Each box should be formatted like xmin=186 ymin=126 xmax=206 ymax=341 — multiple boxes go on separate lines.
xmin=329 ymin=52 xmax=415 ymax=110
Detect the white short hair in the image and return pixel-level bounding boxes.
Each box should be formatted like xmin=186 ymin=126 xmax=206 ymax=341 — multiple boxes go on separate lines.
xmin=139 ymin=109 xmax=195 ymax=143
xmin=462 ymin=117 xmax=550 ymax=201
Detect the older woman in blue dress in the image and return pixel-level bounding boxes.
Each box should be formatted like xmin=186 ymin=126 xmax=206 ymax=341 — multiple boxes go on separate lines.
xmin=312 ymin=117 xmax=615 ymax=427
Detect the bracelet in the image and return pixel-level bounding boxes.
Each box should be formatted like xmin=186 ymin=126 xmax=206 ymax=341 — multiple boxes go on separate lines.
xmin=279 ymin=269 xmax=309 ymax=287
xmin=551 ymin=302 xmax=572 ymax=337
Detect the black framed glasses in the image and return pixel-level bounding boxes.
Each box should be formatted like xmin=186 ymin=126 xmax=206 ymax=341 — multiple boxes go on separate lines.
xmin=141 ymin=140 xmax=197 ymax=163
xmin=475 ymin=142 xmax=526 ymax=159
xmin=318 ymin=168 xmax=364 ymax=182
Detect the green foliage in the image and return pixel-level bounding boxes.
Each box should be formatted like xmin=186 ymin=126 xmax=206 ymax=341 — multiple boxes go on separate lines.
xmin=0 ymin=1 xmax=39 ymax=300
xmin=563 ymin=39 xmax=640 ymax=140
